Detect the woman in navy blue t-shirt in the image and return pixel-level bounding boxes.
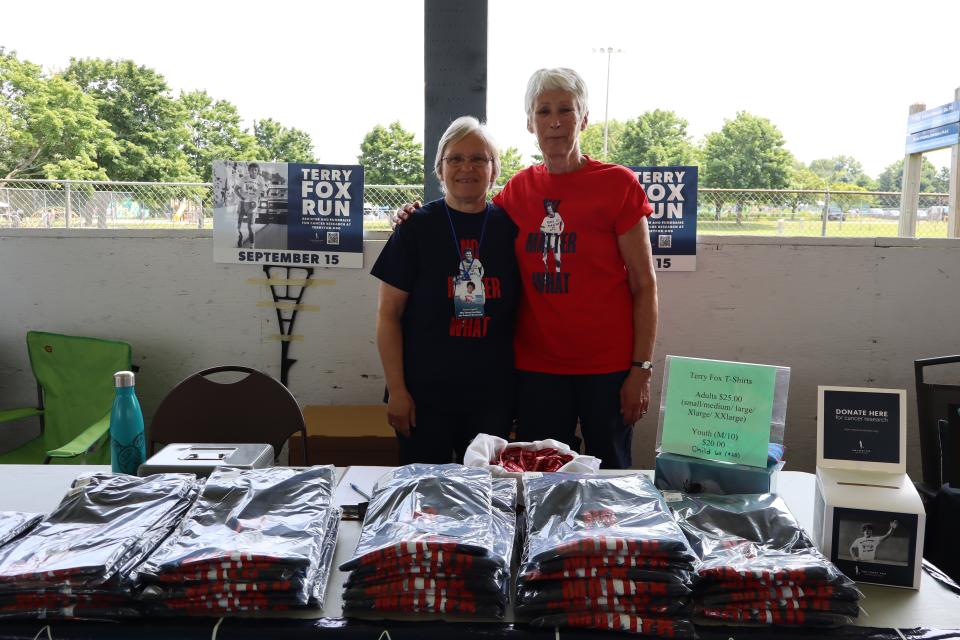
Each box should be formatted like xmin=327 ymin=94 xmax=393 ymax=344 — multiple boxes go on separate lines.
xmin=371 ymin=116 xmax=520 ymax=464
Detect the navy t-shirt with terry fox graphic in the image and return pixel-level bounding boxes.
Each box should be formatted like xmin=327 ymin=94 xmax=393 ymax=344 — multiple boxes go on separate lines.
xmin=372 ymin=199 xmax=519 ymax=409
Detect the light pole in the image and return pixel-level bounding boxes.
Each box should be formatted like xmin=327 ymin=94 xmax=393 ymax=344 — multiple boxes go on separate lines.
xmin=594 ymin=47 xmax=622 ymax=161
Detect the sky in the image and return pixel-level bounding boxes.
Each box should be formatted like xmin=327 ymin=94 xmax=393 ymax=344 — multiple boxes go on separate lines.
xmin=3 ymin=0 xmax=956 ymax=178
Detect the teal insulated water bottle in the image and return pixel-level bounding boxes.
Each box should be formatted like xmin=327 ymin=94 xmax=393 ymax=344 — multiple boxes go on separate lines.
xmin=110 ymin=370 xmax=146 ymax=474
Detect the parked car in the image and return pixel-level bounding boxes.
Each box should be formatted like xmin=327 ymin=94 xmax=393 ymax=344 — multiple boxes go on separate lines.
xmin=826 ymin=207 xmax=845 ymax=221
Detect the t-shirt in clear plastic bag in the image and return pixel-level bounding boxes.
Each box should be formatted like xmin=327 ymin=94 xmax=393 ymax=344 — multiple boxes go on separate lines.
xmin=342 ymin=468 xmax=516 ymax=620
xmin=341 ymin=464 xmax=495 ymax=571
xmin=139 ymin=465 xmax=338 ymax=609
xmin=517 ymin=473 xmax=697 ymax=636
xmin=0 ymin=473 xmax=198 ymax=589
xmin=0 ymin=473 xmax=201 ymax=619
xmin=671 ymin=492 xmax=862 ymax=627
xmin=521 ymin=472 xmax=698 ymax=568
xmin=671 ymin=493 xmax=811 ymax=558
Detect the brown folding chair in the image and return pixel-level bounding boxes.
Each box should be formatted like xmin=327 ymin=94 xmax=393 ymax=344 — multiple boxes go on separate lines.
xmin=149 ymin=366 xmax=309 ymax=464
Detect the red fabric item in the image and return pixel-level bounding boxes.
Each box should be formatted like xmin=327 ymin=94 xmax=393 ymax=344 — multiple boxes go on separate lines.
xmin=547 ymin=611 xmax=692 ymax=637
xmin=493 ymin=158 xmax=653 ymax=374
xmin=551 ymin=537 xmax=675 ymax=559
xmin=495 ymin=445 xmax=574 ymax=472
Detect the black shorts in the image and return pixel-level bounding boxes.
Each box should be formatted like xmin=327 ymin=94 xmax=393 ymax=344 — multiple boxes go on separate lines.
xmin=516 ymin=370 xmax=633 ymax=469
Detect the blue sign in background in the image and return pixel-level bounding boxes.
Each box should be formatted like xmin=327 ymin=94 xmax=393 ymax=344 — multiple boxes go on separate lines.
xmin=630 ymin=165 xmax=698 ymax=271
xmin=905 ymin=123 xmax=960 ymax=154
xmin=907 ymin=100 xmax=960 ymax=134
xmin=287 ymin=163 xmax=364 ymax=254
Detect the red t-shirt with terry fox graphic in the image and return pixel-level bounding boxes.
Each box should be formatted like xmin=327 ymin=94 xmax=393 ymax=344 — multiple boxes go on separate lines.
xmin=493 ymin=157 xmax=652 ymax=374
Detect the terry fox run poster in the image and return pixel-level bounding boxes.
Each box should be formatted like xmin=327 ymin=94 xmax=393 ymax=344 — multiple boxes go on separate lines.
xmin=213 ymin=160 xmax=364 ymax=267
xmin=630 ymin=165 xmax=698 ymax=271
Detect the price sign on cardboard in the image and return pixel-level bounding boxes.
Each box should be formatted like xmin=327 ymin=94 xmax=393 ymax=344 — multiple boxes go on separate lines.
xmin=660 ymin=357 xmax=778 ymax=468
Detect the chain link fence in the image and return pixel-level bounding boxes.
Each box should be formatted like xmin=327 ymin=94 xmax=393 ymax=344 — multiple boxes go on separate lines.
xmin=0 ymin=179 xmax=210 ymax=229
xmin=0 ymin=179 xmax=951 ymax=238
xmin=696 ymin=189 xmax=950 ymax=238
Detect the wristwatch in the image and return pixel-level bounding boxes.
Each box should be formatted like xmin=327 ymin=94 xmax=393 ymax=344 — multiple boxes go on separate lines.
xmin=632 ymin=361 xmax=654 ymax=371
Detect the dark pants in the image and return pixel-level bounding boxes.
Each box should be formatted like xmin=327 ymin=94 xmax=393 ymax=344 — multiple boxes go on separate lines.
xmin=396 ymin=404 xmax=514 ymax=465
xmin=516 ymin=370 xmax=633 ymax=469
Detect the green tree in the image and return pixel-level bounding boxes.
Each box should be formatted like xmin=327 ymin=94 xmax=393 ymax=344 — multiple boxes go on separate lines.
xmin=612 ymin=110 xmax=699 ymax=167
xmin=578 ymin=120 xmax=625 ymax=161
xmin=63 ymin=58 xmax=191 ymax=181
xmin=357 ymin=121 xmax=423 ymax=184
xmin=497 ymin=146 xmax=524 ymax=186
xmin=701 ymin=112 xmax=792 ymax=222
xmin=702 ymin=112 xmax=791 ymax=189
xmin=0 ymin=49 xmax=115 ymax=180
xmin=254 ymin=118 xmax=316 ymax=163
xmin=808 ymin=155 xmax=873 ymax=188
xmin=932 ymin=166 xmax=950 ymax=193
xmin=180 ymin=90 xmax=259 ymax=181
xmin=877 ymin=158 xmax=943 ymax=192
xmin=785 ymin=160 xmax=825 ymax=212
xmin=829 ymin=182 xmax=871 ymax=215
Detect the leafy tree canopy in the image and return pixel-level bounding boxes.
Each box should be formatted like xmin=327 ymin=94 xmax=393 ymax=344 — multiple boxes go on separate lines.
xmin=497 ymin=146 xmax=524 ymax=186
xmin=612 ymin=110 xmax=699 ymax=167
xmin=254 ymin=118 xmax=316 ymax=164
xmin=578 ymin=120 xmax=625 ymax=161
xmin=877 ymin=157 xmax=948 ymax=192
xmin=0 ymin=48 xmax=115 ymax=180
xmin=357 ymin=121 xmax=423 ymax=185
xmin=701 ymin=111 xmax=792 ymax=189
xmin=180 ymin=90 xmax=259 ymax=181
xmin=808 ymin=155 xmax=874 ymax=189
xmin=63 ymin=57 xmax=191 ymax=181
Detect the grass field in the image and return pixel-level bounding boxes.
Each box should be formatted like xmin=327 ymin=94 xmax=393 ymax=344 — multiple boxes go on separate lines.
xmin=4 ymin=215 xmax=948 ymax=239
xmin=364 ymin=217 xmax=949 ymax=238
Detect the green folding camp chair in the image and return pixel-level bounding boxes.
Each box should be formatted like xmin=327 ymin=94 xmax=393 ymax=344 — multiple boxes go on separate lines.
xmin=0 ymin=331 xmax=132 ymax=464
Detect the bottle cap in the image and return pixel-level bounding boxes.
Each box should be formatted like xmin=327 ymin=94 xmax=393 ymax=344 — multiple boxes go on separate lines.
xmin=114 ymin=371 xmax=136 ymax=387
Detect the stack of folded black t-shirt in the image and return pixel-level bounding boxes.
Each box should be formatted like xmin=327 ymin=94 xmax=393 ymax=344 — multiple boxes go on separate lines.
xmin=517 ymin=473 xmax=699 ymax=637
xmin=672 ymin=493 xmax=862 ymax=627
xmin=341 ymin=464 xmax=516 ymax=619
xmin=0 ymin=473 xmax=200 ymax=619
xmin=137 ymin=465 xmax=340 ymax=614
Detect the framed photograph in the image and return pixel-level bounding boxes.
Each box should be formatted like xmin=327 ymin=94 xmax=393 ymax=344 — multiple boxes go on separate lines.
xmin=830 ymin=507 xmax=918 ymax=587
xmin=817 ymin=386 xmax=907 ymax=473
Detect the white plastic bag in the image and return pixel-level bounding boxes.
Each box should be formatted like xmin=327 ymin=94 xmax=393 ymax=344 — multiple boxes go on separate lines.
xmin=463 ymin=433 xmax=602 ymax=477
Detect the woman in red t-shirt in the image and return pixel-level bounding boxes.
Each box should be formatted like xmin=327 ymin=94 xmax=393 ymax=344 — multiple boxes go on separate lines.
xmin=395 ymin=69 xmax=658 ymax=468
xmin=490 ymin=68 xmax=658 ymax=469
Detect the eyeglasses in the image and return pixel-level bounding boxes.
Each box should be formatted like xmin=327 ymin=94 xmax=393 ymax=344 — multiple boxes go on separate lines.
xmin=442 ymin=155 xmax=493 ymax=168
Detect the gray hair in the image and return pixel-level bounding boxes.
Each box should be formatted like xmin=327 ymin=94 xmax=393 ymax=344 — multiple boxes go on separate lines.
xmin=524 ymin=68 xmax=589 ymax=122
xmin=434 ymin=116 xmax=501 ymax=191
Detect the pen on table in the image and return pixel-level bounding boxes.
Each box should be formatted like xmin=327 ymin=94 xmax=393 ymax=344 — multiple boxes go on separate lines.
xmin=350 ymin=482 xmax=371 ymax=501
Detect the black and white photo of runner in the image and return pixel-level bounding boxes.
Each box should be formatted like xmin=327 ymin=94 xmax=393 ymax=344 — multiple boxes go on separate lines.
xmin=830 ymin=507 xmax=918 ymax=587
xmin=234 ymin=161 xmax=267 ymax=247
xmin=836 ymin=511 xmax=910 ymax=566
xmin=213 ymin=160 xmax=288 ymax=253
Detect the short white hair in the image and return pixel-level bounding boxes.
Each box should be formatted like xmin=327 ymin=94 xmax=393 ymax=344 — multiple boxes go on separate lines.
xmin=524 ymin=68 xmax=589 ymax=122
xmin=434 ymin=116 xmax=501 ymax=191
